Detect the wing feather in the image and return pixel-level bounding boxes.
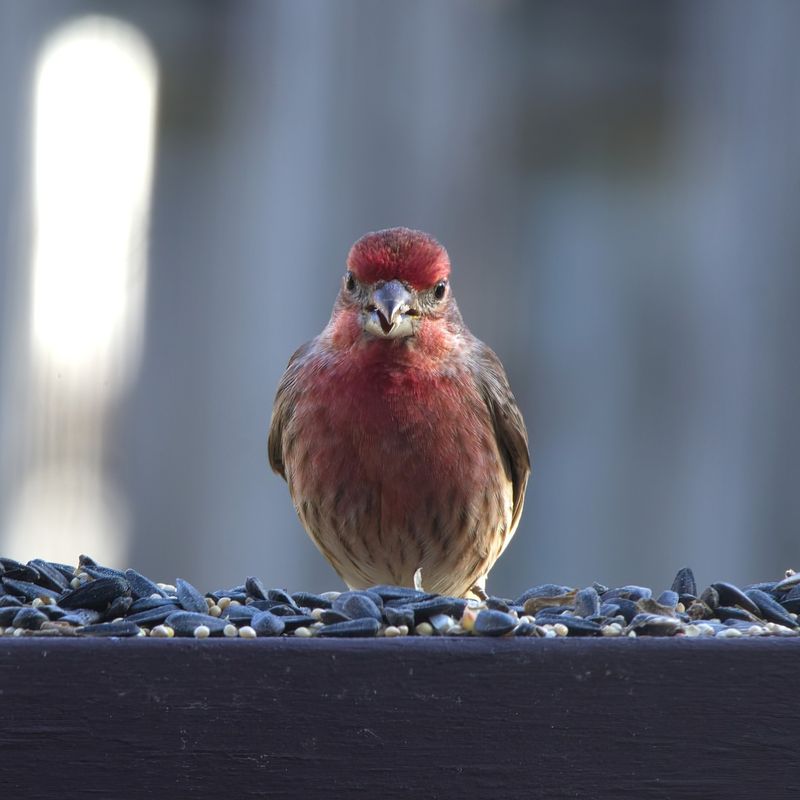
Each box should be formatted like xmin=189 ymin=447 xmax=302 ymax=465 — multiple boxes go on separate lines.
xmin=268 ymin=340 xmax=314 ymax=480
xmin=470 ymin=340 xmax=531 ymax=536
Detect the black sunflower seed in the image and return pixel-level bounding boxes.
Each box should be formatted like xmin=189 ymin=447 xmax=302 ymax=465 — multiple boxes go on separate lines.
xmin=3 ymin=578 xmax=61 ymax=602
xmin=2 ymin=578 xmax=61 ymax=603
xmin=0 ymin=559 xmax=40 ymax=582
xmin=745 ymin=589 xmax=798 ymax=628
xmin=60 ymin=609 xmax=102 ymax=626
xmin=275 ymin=614 xmax=316 ymax=631
xmin=39 ymin=605 xmax=67 ymax=620
xmin=130 ymin=597 xmax=177 ymax=613
xmin=320 ymin=610 xmax=350 ymax=625
xmin=164 ymin=611 xmax=229 ymax=636
xmin=28 ymin=559 xmax=69 ymax=592
xmin=291 ymin=592 xmax=332 ymax=610
xmin=77 ymin=621 xmax=141 ymax=637
xmin=0 ymin=606 xmax=25 ymax=625
xmin=250 ymin=611 xmax=285 ymax=636
xmin=574 ymin=587 xmax=600 ymax=618
xmin=715 ymin=606 xmax=759 ymax=623
xmin=711 ymin=582 xmax=760 ymax=615
xmin=82 ymin=565 xmax=127 ymax=580
xmin=743 ymin=581 xmax=778 ymax=594
xmin=125 ymin=569 xmax=166 ymax=600
xmin=103 ymin=595 xmax=133 ymax=621
xmin=224 ymin=604 xmax=257 ymax=622
xmin=773 ymin=572 xmax=800 ymax=593
xmin=473 ymin=609 xmax=517 ymax=636
xmin=554 ymin=615 xmax=603 ymax=635
xmin=207 ymin=586 xmax=248 ymax=603
xmin=627 ymin=613 xmax=681 ymax=636
xmin=603 ymin=585 xmax=652 ymax=602
xmin=780 ymin=586 xmax=800 ymax=613
xmin=515 ymin=584 xmax=573 ymax=605
xmin=656 ymin=590 xmax=679 ymax=609
xmin=317 ymin=618 xmax=380 ymax=637
xmin=245 ymin=576 xmax=269 ymax=602
xmin=383 ymin=606 xmax=414 ymax=628
xmin=369 ymin=585 xmax=429 ymax=602
xmin=486 ymin=597 xmax=511 ymax=612
xmin=125 ymin=605 xmax=181 ymax=626
xmin=700 ymin=586 xmax=720 ymax=610
xmin=333 ymin=592 xmax=382 ymax=622
xmin=513 ymin=621 xmax=538 ymax=636
xmin=176 ymin=578 xmax=208 ymax=613
xmin=267 ymin=588 xmax=300 ymax=609
xmin=671 ymin=567 xmax=696 ymax=597
xmin=609 ymin=598 xmax=639 ymax=624
xmin=59 ymin=576 xmax=129 ymax=611
xmin=410 ymin=597 xmax=466 ymax=623
xmin=268 ymin=604 xmax=302 ymax=617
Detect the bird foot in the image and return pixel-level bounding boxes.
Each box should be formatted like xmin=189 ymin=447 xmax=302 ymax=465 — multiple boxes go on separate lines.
xmin=468 ymin=582 xmax=488 ymax=601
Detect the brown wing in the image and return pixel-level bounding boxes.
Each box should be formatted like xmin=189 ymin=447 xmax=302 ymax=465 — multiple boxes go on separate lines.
xmin=268 ymin=340 xmax=314 ymax=480
xmin=471 ymin=341 xmax=531 ymax=535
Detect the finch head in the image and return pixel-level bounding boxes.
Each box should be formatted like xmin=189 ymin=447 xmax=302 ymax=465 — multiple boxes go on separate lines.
xmin=340 ymin=227 xmax=454 ymax=341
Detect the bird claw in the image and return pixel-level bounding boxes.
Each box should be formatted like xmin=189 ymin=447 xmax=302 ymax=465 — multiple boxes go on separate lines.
xmin=469 ymin=582 xmax=488 ymax=601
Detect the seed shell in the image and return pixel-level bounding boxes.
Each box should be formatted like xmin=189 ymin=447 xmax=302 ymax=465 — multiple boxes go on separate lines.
xmin=317 ymin=618 xmax=381 ymax=637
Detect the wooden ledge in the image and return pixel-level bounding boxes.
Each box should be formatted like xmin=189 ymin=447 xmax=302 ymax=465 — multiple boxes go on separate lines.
xmin=1 ymin=637 xmax=797 ymax=798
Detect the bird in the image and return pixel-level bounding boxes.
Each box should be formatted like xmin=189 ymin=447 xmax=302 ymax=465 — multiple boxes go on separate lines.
xmin=268 ymin=227 xmax=530 ymax=598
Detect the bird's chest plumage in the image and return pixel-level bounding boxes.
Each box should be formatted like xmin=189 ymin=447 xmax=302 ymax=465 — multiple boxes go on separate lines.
xmin=295 ymin=346 xmax=494 ymax=501
xmin=284 ymin=341 xmax=509 ymax=593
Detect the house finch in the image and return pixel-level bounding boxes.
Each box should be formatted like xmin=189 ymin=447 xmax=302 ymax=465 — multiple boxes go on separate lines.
xmin=268 ymin=228 xmax=530 ymax=597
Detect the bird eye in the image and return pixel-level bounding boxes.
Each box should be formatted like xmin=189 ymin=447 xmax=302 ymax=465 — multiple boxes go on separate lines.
xmin=433 ymin=281 xmax=447 ymax=301
xmin=345 ymin=272 xmax=356 ymax=292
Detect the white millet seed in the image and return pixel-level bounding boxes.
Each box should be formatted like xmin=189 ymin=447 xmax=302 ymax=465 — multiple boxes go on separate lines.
xmin=193 ymin=625 xmax=211 ymax=639
xmin=696 ymin=623 xmax=715 ymax=636
xmin=239 ymin=626 xmax=257 ymax=639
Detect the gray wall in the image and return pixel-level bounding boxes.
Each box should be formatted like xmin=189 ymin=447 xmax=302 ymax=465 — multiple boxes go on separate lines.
xmin=1 ymin=0 xmax=798 ymax=596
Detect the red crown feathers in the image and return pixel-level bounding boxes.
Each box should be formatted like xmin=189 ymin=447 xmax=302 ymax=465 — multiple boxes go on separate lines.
xmin=347 ymin=228 xmax=451 ymax=290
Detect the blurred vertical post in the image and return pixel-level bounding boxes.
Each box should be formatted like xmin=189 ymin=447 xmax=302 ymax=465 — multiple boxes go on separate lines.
xmin=1 ymin=15 xmax=158 ymax=565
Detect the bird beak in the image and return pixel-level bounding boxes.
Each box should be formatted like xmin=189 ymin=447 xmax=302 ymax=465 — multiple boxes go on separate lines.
xmin=369 ymin=280 xmax=413 ymax=336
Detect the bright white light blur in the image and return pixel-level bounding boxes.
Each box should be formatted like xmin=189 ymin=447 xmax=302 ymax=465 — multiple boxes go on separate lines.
xmin=3 ymin=16 xmax=158 ymax=566
xmin=30 ymin=15 xmax=157 ymax=387
xmin=6 ymin=465 xmax=131 ymax=567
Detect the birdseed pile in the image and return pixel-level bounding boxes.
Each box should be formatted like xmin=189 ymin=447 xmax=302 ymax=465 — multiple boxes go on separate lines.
xmin=0 ymin=556 xmax=798 ymax=640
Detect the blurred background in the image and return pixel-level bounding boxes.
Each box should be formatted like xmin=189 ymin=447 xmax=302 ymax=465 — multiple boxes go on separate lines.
xmin=1 ymin=0 xmax=798 ymax=597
